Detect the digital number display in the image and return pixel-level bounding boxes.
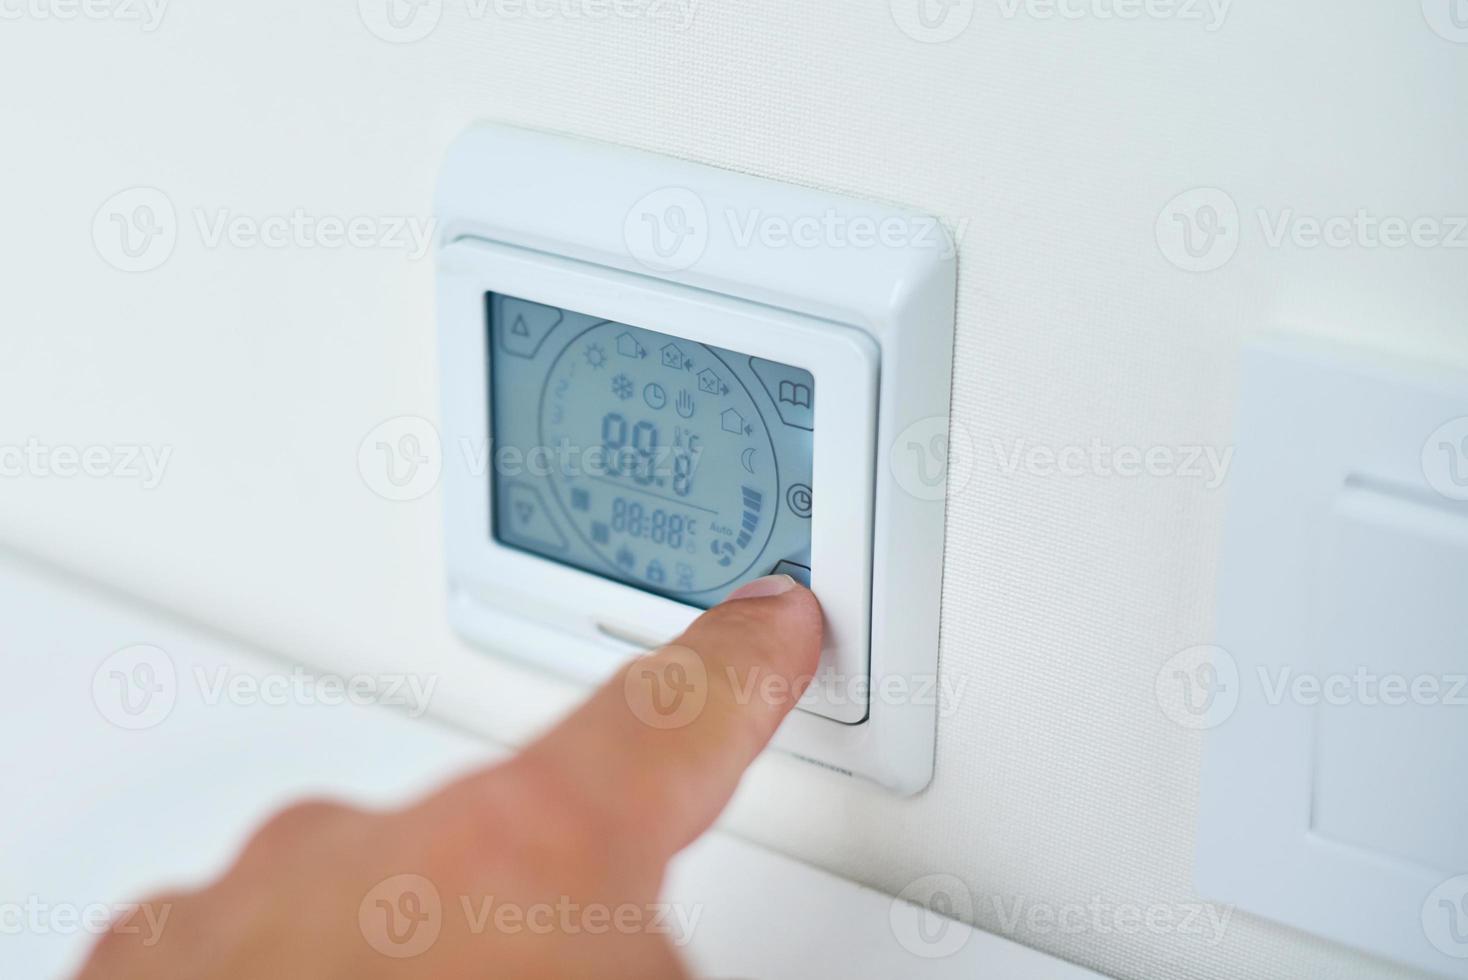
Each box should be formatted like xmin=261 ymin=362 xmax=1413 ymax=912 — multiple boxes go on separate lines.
xmin=488 ymin=293 xmax=814 ymax=607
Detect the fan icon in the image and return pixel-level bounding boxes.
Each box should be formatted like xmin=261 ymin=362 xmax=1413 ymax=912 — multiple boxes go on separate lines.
xmin=612 ymin=374 xmax=634 ymax=400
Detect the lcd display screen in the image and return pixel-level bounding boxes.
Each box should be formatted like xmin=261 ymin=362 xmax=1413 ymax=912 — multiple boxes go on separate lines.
xmin=487 ymin=292 xmax=814 ymax=608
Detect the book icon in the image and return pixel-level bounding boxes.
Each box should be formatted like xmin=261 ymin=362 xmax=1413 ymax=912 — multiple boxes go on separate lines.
xmin=750 ymin=357 xmax=815 ymax=431
xmin=778 ymin=380 xmax=812 ymax=409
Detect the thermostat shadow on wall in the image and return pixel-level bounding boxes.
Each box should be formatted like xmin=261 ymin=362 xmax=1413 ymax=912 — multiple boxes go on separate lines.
xmin=433 ymin=124 xmax=958 ymax=795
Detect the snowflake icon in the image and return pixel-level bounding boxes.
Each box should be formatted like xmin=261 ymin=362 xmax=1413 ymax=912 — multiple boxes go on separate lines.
xmin=611 ymin=373 xmax=634 ymax=400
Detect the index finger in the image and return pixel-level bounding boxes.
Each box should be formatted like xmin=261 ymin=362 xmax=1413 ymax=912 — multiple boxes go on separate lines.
xmin=500 ymin=575 xmax=823 ymax=864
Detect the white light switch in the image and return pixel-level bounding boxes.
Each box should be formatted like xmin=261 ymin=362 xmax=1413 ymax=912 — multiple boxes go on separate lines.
xmin=1196 ymin=338 xmax=1468 ymax=977
xmin=1313 ymin=479 xmax=1468 ymax=871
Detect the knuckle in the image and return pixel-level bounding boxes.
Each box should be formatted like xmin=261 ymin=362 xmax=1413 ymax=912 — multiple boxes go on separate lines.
xmin=493 ymin=762 xmax=618 ymax=872
xmin=246 ymin=799 xmax=356 ymax=855
xmin=482 ymin=756 xmax=687 ymax=880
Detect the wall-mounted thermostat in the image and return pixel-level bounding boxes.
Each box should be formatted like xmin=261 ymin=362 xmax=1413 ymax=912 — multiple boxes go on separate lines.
xmin=436 ymin=124 xmax=956 ymax=794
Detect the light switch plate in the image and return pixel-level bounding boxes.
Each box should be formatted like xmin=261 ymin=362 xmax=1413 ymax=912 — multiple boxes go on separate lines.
xmin=1196 ymin=337 xmax=1468 ymax=977
xmin=434 ymin=124 xmax=956 ymax=794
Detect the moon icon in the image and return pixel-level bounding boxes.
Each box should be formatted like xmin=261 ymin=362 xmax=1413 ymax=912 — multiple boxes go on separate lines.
xmin=740 ymin=448 xmax=757 ymax=474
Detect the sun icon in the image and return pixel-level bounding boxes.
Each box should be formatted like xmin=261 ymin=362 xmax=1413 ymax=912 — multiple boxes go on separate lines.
xmin=583 ymin=343 xmax=608 ymax=369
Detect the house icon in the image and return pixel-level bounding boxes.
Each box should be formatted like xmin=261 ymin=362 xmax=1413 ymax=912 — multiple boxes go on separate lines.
xmin=721 ymin=408 xmax=748 ymax=435
xmin=699 ymin=368 xmax=728 ymax=395
xmin=661 ymin=343 xmax=686 ymax=368
xmin=616 ymin=332 xmax=646 ymax=359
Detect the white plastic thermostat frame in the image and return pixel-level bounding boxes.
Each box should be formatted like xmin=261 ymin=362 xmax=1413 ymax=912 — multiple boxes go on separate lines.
xmin=435 ymin=124 xmax=956 ymax=794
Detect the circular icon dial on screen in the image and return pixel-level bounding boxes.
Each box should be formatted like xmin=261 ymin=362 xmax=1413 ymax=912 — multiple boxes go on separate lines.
xmin=539 ymin=322 xmax=779 ymax=594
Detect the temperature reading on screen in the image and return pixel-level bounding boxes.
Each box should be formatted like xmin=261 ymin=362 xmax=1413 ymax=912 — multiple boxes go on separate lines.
xmin=487 ymin=293 xmax=814 ymax=608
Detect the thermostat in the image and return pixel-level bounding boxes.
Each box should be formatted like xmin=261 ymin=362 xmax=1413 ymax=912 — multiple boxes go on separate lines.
xmin=436 ymin=124 xmax=956 ymax=793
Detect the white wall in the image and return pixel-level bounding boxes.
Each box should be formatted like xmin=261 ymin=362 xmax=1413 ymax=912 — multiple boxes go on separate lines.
xmin=2 ymin=2 xmax=1465 ymax=978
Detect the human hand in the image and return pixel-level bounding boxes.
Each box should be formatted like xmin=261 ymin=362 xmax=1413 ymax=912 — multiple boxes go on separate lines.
xmin=77 ymin=574 xmax=822 ymax=980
